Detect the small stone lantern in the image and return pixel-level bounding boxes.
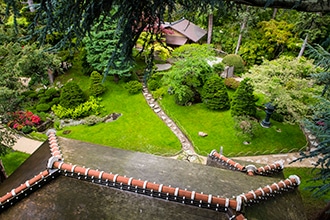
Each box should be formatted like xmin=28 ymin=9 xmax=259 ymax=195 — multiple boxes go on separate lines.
xmin=261 ymin=102 xmax=275 ymax=128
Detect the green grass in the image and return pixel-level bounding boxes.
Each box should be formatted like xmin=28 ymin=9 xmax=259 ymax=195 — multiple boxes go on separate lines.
xmin=0 ymin=151 xmax=30 ymax=176
xmin=159 ymin=93 xmax=306 ymax=156
xmin=57 ymin=78 xmax=181 ymax=156
xmin=284 ymin=167 xmax=330 ymax=219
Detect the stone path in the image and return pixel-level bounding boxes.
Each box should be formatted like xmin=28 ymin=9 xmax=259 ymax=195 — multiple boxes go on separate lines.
xmin=142 ymin=86 xmax=197 ymax=158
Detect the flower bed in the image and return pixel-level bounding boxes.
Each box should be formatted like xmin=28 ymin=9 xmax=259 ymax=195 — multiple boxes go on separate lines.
xmin=7 ymin=111 xmax=41 ymax=134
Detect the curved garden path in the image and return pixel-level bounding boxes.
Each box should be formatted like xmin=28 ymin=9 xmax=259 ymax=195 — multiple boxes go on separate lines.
xmin=142 ymin=86 xmax=201 ymax=162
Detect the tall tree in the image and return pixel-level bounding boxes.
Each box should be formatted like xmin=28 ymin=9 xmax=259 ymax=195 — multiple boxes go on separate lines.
xmin=83 ymin=15 xmax=132 ymax=82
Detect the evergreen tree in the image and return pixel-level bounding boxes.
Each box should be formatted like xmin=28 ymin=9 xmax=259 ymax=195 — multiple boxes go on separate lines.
xmin=202 ymin=74 xmax=230 ymax=110
xmin=83 ymin=15 xmax=132 ymax=82
xmin=231 ymin=78 xmax=256 ymax=117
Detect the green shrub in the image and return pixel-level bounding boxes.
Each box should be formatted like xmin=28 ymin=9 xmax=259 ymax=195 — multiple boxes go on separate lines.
xmin=59 ymin=81 xmax=86 ymax=108
xmin=38 ymin=97 xmax=49 ymax=104
xmin=234 ymin=116 xmax=258 ymax=142
xmin=147 ymin=79 xmax=160 ymax=91
xmin=89 ymin=71 xmax=106 ymax=97
xmin=21 ymin=126 xmax=33 ymax=134
xmin=36 ymin=103 xmax=51 ymax=112
xmin=49 ymin=97 xmax=60 ymax=107
xmin=84 ymin=115 xmax=103 ymax=126
xmin=213 ymin=62 xmax=225 ymax=74
xmin=174 ymin=85 xmax=194 ymax=106
xmin=125 ymin=80 xmax=142 ymax=94
xmin=202 ymin=75 xmax=230 ymax=110
xmin=231 ymin=78 xmax=256 ymax=117
xmin=45 ymin=87 xmax=60 ymax=97
xmin=224 ymin=78 xmax=240 ymax=90
xmin=222 ymin=54 xmax=245 ymax=75
xmin=152 ymin=87 xmax=167 ymax=100
xmin=52 ymin=96 xmax=103 ymax=119
xmin=271 ymin=112 xmax=284 ymax=122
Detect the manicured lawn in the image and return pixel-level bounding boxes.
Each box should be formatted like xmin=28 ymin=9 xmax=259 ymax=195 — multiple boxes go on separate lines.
xmin=0 ymin=151 xmax=30 ymax=176
xmin=284 ymin=167 xmax=330 ymax=219
xmin=159 ymin=94 xmax=306 ymax=156
xmin=57 ymin=78 xmax=181 ymax=156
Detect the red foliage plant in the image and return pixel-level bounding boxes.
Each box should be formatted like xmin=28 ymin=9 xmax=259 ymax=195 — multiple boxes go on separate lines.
xmin=7 ymin=111 xmax=41 ymax=131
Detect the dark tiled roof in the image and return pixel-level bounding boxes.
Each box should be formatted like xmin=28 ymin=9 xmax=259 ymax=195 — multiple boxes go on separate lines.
xmin=0 ymin=130 xmax=306 ymax=219
xmin=169 ymin=18 xmax=207 ymax=42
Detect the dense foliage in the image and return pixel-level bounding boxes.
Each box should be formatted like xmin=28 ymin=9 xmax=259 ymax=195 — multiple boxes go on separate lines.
xmin=59 ymin=81 xmax=86 ymax=109
xmin=202 ymin=74 xmax=230 ymax=110
xmin=231 ymin=78 xmax=256 ymax=117
xmin=52 ymin=96 xmax=103 ymax=119
xmin=89 ymin=71 xmax=106 ymax=97
xmin=245 ymin=56 xmax=322 ymax=123
xmin=222 ymin=54 xmax=245 ymax=75
xmin=163 ymin=44 xmax=215 ymax=105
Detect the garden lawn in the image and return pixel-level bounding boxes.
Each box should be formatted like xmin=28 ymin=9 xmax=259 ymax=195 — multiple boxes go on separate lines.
xmin=284 ymin=167 xmax=330 ymax=219
xmin=159 ymin=94 xmax=306 ymax=156
xmin=0 ymin=151 xmax=30 ymax=176
xmin=57 ymin=79 xmax=181 ymax=156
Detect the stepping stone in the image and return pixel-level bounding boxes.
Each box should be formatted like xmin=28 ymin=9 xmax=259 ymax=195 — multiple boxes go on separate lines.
xmin=161 ymin=116 xmax=166 ymax=120
xmin=149 ymin=104 xmax=155 ymax=108
xmin=154 ymin=108 xmax=161 ymax=113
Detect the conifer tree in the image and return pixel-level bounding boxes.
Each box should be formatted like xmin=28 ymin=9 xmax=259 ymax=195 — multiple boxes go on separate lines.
xmin=83 ymin=15 xmax=132 ymax=82
xmin=202 ymin=74 xmax=230 ymax=110
xmin=231 ymin=78 xmax=256 ymax=117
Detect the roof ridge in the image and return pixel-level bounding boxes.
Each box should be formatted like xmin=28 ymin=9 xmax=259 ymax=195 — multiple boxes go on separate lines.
xmin=209 ymin=150 xmax=284 ymax=176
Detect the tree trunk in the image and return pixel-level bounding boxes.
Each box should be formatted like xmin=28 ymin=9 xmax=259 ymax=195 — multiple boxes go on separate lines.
xmin=27 ymin=0 xmax=35 ymax=12
xmin=0 ymin=160 xmax=7 ymax=183
xmin=235 ymin=7 xmax=249 ymax=55
xmin=298 ymin=34 xmax=308 ymax=58
xmin=272 ymin=8 xmax=278 ymax=19
xmin=207 ymin=13 xmax=213 ymax=44
xmin=113 ymin=74 xmax=120 ymax=83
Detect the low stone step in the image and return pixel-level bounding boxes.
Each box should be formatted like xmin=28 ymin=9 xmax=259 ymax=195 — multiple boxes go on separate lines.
xmin=154 ymin=108 xmax=161 ymax=113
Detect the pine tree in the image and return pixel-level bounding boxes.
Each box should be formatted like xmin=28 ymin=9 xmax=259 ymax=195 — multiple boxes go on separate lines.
xmin=83 ymin=15 xmax=132 ymax=82
xmin=231 ymin=78 xmax=256 ymax=117
xmin=202 ymin=74 xmax=230 ymax=110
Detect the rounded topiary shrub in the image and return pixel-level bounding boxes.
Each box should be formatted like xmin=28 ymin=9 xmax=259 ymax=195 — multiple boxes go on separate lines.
xmin=202 ymin=75 xmax=230 ymax=110
xmin=59 ymin=81 xmax=86 ymax=108
xmin=174 ymin=85 xmax=194 ymax=106
xmin=125 ymin=80 xmax=142 ymax=94
xmin=89 ymin=71 xmax=106 ymax=97
xmin=222 ymin=54 xmax=245 ymax=75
